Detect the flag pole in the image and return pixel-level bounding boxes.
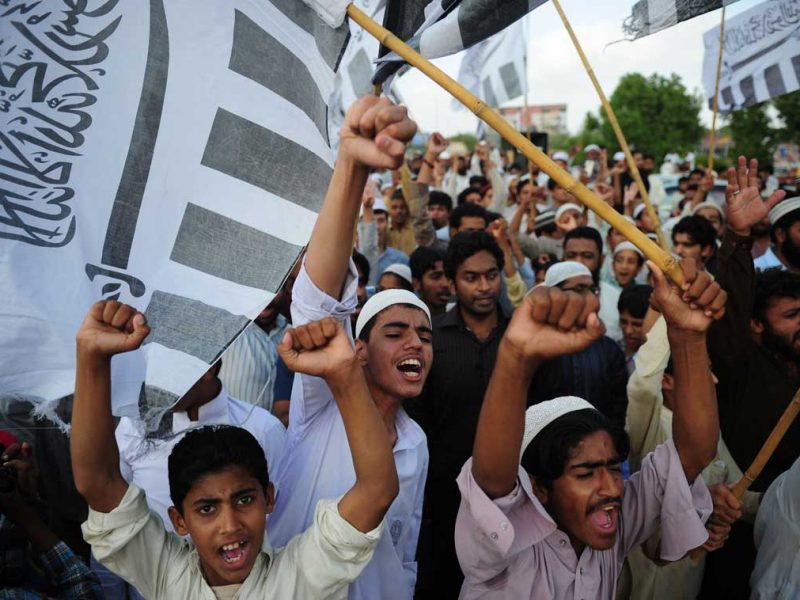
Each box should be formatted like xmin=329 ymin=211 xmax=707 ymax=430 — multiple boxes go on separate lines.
xmin=708 ymin=7 xmax=726 ymax=173
xmin=549 ymin=0 xmax=669 ymax=252
xmin=346 ymin=3 xmax=684 ymax=285
xmin=689 ymin=385 xmax=800 ymax=561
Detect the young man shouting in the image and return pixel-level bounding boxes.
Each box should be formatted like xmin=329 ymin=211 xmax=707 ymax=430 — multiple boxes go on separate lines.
xmin=72 ymin=302 xmax=398 ymax=599
xmin=455 ymin=255 xmax=726 ymax=599
xmin=269 ymin=96 xmax=431 ymax=600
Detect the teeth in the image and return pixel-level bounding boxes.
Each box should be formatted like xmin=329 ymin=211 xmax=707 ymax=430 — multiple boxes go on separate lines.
xmin=399 ymin=359 xmax=421 ymax=368
xmin=222 ymin=542 xmax=242 ymax=551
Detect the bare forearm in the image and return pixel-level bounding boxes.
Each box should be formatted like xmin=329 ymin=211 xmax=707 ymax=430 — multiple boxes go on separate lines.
xmin=668 ymin=329 xmax=718 ymax=482
xmin=330 ymin=365 xmax=398 ymax=531
xmin=306 ymin=155 xmax=369 ymax=299
xmin=472 ymin=342 xmax=537 ymax=498
xmin=71 ymin=350 xmax=127 ymax=512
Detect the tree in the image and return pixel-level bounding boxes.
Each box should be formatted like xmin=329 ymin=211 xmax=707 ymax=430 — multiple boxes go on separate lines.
xmin=726 ymin=102 xmax=777 ymax=163
xmin=597 ymin=73 xmax=703 ymax=163
xmin=576 ymin=111 xmax=604 ymax=148
xmin=774 ymin=90 xmax=800 ymax=139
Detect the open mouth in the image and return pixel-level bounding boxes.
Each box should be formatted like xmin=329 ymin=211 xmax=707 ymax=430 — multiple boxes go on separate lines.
xmin=397 ymin=358 xmax=423 ymax=381
xmin=588 ymin=504 xmax=619 ymax=535
xmin=218 ymin=540 xmax=250 ymax=570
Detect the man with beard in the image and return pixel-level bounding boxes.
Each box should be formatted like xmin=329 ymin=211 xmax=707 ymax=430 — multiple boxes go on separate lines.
xmin=754 ymin=196 xmax=800 ymax=272
xmin=701 ymin=156 xmax=795 ymax=600
xmin=269 ymin=96 xmax=430 ymax=600
xmin=406 ymin=231 xmax=530 ymax=598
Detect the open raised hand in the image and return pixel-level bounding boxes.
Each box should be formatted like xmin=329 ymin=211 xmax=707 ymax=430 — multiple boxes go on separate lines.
xmin=648 ymin=259 xmax=726 ymax=333
xmin=340 ymin=96 xmax=417 ymax=171
xmin=278 ymin=317 xmax=357 ymax=381
xmin=725 ymin=155 xmax=786 ymax=236
xmin=503 ymin=286 xmax=605 ymax=363
xmin=75 ymin=301 xmax=150 ymax=358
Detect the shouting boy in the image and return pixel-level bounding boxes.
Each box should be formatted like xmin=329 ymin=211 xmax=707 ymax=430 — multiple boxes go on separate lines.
xmin=71 ymin=302 xmax=399 ymax=599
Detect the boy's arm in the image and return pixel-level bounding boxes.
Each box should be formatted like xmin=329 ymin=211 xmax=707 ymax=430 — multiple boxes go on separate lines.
xmin=647 ymin=258 xmax=727 ymax=483
xmin=279 ymin=318 xmax=398 ymax=532
xmin=72 ymin=301 xmax=150 ymax=513
xmin=472 ymin=287 xmax=605 ymax=498
xmin=305 ymin=97 xmax=416 ymax=300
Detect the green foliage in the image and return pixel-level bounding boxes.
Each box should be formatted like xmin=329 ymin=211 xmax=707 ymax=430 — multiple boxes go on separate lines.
xmin=726 ymin=102 xmax=777 ymax=163
xmin=576 ymin=73 xmax=703 ymax=163
xmin=774 ymin=90 xmax=800 ymax=139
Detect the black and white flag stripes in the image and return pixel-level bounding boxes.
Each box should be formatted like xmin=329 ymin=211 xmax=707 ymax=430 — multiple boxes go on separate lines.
xmin=702 ymin=0 xmax=800 ymax=114
xmin=622 ymin=0 xmax=740 ymax=39
xmin=0 ymin=1 xmax=348 ymax=431
xmin=373 ymin=0 xmax=546 ymax=85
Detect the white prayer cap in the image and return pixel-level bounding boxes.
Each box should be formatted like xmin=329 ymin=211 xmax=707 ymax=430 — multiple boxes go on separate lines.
xmin=613 ymin=240 xmax=644 ymax=257
xmin=692 ymin=201 xmax=724 ymax=218
xmin=613 ymin=151 xmax=626 ymax=162
xmin=521 ymin=397 xmax=596 ymax=458
xmin=439 ymin=151 xmax=451 ymax=160
xmin=768 ymin=197 xmax=800 ymax=225
xmin=632 ymin=203 xmax=647 ymax=219
xmin=373 ymin=197 xmax=388 ymax=212
xmin=555 ymin=202 xmax=583 ymax=220
xmin=552 ymin=151 xmax=570 ymax=163
xmin=544 ymin=261 xmax=592 ymax=287
xmin=355 ymin=289 xmax=431 ymax=339
xmin=381 ymin=263 xmax=413 ymax=285
xmin=584 ymin=144 xmax=601 ymax=153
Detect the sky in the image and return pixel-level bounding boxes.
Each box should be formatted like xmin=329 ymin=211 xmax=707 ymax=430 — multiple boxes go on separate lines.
xmin=393 ymin=0 xmax=767 ymax=137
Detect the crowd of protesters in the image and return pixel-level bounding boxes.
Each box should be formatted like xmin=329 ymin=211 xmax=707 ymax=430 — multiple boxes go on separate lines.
xmin=1 ymin=96 xmax=799 ymax=600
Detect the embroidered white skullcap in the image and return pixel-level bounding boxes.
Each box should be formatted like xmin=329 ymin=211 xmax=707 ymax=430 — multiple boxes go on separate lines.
xmin=355 ymin=289 xmax=431 ymax=338
xmin=381 ymin=263 xmax=413 ymax=285
xmin=543 ymin=261 xmax=592 ymax=288
xmin=768 ymin=197 xmax=800 ymax=225
xmin=521 ymin=396 xmax=596 ymax=458
xmin=613 ymin=151 xmax=626 ymax=162
xmin=584 ymin=144 xmax=601 ymax=153
xmin=552 ymin=151 xmax=570 ymax=162
xmin=555 ymin=202 xmax=583 ymax=220
xmin=692 ymin=201 xmax=724 ymax=219
xmin=613 ymin=240 xmax=644 ymax=257
xmin=632 ymin=203 xmax=647 ymax=219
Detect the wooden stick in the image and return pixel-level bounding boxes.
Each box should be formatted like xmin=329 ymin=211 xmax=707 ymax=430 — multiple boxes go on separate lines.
xmin=689 ymin=385 xmax=800 ymax=561
xmin=708 ymin=7 xmax=726 ymax=173
xmin=346 ymin=3 xmax=684 ymax=286
xmin=550 ymin=0 xmax=669 ymax=252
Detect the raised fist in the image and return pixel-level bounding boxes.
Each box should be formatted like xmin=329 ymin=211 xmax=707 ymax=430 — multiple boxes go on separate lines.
xmin=340 ymin=96 xmax=417 ymax=171
xmin=648 ymin=259 xmax=726 ymax=333
xmin=76 ymin=301 xmax=150 ymax=358
xmin=277 ymin=317 xmax=357 ymax=381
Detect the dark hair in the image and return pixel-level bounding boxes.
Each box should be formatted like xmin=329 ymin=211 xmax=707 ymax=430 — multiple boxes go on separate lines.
xmin=391 ymin=189 xmax=406 ymax=202
xmin=168 ymin=425 xmax=269 ymax=514
xmin=486 ymin=211 xmax=502 ymax=224
xmin=690 ymin=168 xmax=705 ymax=179
xmin=564 ymin=226 xmax=603 ymax=255
xmin=457 ymin=186 xmax=483 ymax=206
xmin=521 ymin=408 xmax=630 ymax=490
xmin=449 ymin=203 xmax=488 ymax=230
xmin=753 ymin=267 xmax=800 ymax=323
xmin=678 ymin=176 xmax=690 ymax=185
xmin=618 ymin=284 xmax=653 ymax=318
xmin=429 ymin=190 xmax=453 ymax=212
xmin=352 ymin=249 xmax=370 ymax=284
xmin=444 ymin=231 xmax=504 ymax=280
xmin=672 ymin=215 xmax=716 ymax=250
xmin=516 ymin=178 xmax=533 ymax=195
xmin=547 ymin=177 xmax=560 ymax=191
xmin=410 ymin=246 xmax=446 ymax=280
xmin=469 ymin=175 xmax=488 ymax=188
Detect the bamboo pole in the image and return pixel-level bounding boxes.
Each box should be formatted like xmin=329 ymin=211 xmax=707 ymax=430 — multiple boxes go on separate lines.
xmin=550 ymin=0 xmax=669 ymax=252
xmin=707 ymin=7 xmax=726 ymax=173
xmin=689 ymin=386 xmax=800 ymax=561
xmin=346 ymin=3 xmax=684 ymax=285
